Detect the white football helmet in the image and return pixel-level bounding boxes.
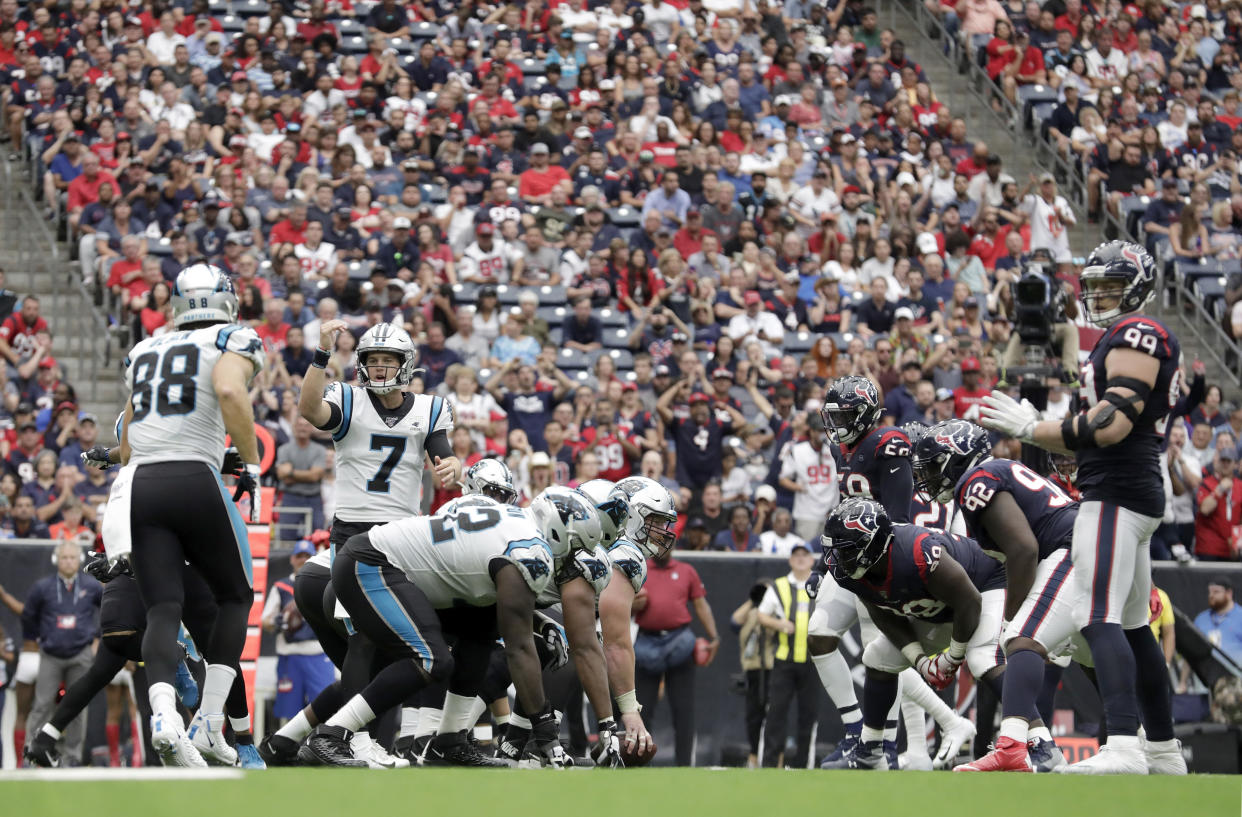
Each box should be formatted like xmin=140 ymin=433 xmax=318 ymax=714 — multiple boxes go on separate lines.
xmin=577 ymin=478 xmax=630 ymax=549
xmin=357 ymin=323 xmax=418 ymax=394
xmin=614 ymin=475 xmax=662 ymax=502
xmin=172 ymin=263 xmax=238 ymax=328
xmin=464 ymin=458 xmax=517 ymax=504
xmin=529 ymin=487 xmax=604 ymax=561
xmin=623 ymin=484 xmax=678 ymax=559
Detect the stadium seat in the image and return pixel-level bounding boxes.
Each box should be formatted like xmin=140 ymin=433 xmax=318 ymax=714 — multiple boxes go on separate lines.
xmin=496 ymin=284 xmax=519 ymax=305
xmin=537 ymin=305 xmax=568 ymax=324
xmin=533 ymin=285 xmax=567 ymax=306
xmin=420 ymin=184 xmax=447 ymax=204
xmin=1018 ymin=85 xmax=1058 ymax=131
xmin=348 ymin=260 xmax=374 ymax=280
xmin=219 ymin=14 xmax=245 ymax=32
xmin=519 ymin=58 xmax=543 ymax=75
xmin=452 ymin=283 xmax=479 ymax=303
xmin=148 ymin=238 xmax=172 ymax=257
xmin=410 ymin=22 xmax=438 ymax=40
xmin=602 ymin=327 xmax=631 ymax=349
xmin=336 ymin=19 xmax=364 ymax=37
xmin=547 ymin=327 xmax=563 ymax=346
xmin=608 ymin=206 xmax=640 ymax=227
xmin=783 ymin=331 xmax=814 ymax=353
xmin=602 ymin=348 xmax=633 ymax=369
xmin=557 ymin=348 xmax=593 ymax=370
xmin=340 ymin=35 xmax=367 ymax=54
xmin=230 ymin=0 xmax=267 ymax=16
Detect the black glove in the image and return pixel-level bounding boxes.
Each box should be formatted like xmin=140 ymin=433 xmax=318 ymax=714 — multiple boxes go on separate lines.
xmin=220 ymin=447 xmax=244 ymax=477
xmin=85 ymin=554 xmax=132 ymax=584
xmin=534 ymin=611 xmax=568 ymax=672
xmin=589 ymin=717 xmax=624 ymax=769
xmin=81 ymin=446 xmax=112 ymax=470
xmin=748 ymin=582 xmax=768 ymax=606
xmin=521 ymin=704 xmax=571 ymax=768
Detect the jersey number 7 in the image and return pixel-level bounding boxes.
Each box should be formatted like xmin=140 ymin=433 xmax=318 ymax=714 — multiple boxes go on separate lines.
xmin=366 ymin=434 xmax=406 ymax=493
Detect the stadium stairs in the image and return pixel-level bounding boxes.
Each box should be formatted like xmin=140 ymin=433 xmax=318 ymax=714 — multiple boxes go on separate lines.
xmin=0 ymin=156 xmax=122 ymax=421
xmin=882 ymin=0 xmax=1230 ymax=386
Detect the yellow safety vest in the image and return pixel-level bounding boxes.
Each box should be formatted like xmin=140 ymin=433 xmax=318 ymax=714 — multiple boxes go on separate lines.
xmin=774 ymin=576 xmax=810 ymax=663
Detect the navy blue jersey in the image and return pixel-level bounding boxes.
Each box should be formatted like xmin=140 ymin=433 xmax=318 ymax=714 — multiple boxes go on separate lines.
xmin=1077 ymin=314 xmax=1181 ymax=516
xmin=839 ymin=524 xmax=1006 ymax=624
xmin=910 ymin=493 xmax=953 ymax=531
xmin=954 ymin=459 xmax=1077 ymax=562
xmin=836 ymin=426 xmax=915 ymax=523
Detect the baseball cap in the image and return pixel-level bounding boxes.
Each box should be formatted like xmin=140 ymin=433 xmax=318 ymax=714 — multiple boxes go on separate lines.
xmin=529 ymin=452 xmax=552 ymax=468
xmin=711 ymin=367 xmax=734 ymax=380
xmin=364 ymin=298 xmax=383 ymax=312
xmin=671 ymin=331 xmax=689 ymax=343
xmin=392 ymin=217 xmax=412 ymax=229
xmin=1162 ymin=177 xmax=1179 ymax=189
xmin=55 ymin=401 xmax=77 ymax=415
xmin=476 ymin=222 xmax=495 ymax=235
xmin=229 ymin=134 xmax=247 ymax=147
xmin=622 ymin=382 xmax=638 ymax=392
xmin=687 ymin=517 xmax=708 ymax=530
xmin=335 ymin=205 xmax=352 ymax=217
xmin=744 ymin=291 xmax=761 ymax=305
xmin=894 ymin=306 xmax=914 ymax=321
xmin=530 ymin=142 xmax=550 ymax=154
xmin=916 ymin=232 xmax=939 ymax=255
xmin=573 ymin=126 xmax=592 ymax=139
xmin=1038 ymin=171 xmax=1055 ymax=184
xmin=639 ymin=150 xmax=655 ymax=162
xmin=935 ymin=387 xmax=955 ymax=402
xmin=655 ymin=364 xmax=671 ymax=377
xmin=754 ymin=484 xmax=777 ymax=503
xmin=292 ymin=540 xmax=316 ymax=556
xmin=964 ymin=296 xmax=980 ymax=309
xmin=689 ymin=392 xmax=710 ymax=404
xmin=402 ymin=158 xmax=420 ymax=170
xmin=1209 ymin=575 xmax=1234 ymax=590
xmin=16 ymin=401 xmax=34 ymax=413
xmin=18 ymin=421 xmax=37 ymax=432
xmin=961 ymin=356 xmax=981 ymax=372
xmin=839 ymin=134 xmax=856 ymax=145
xmin=842 ymin=184 xmax=861 ymax=195
xmin=80 ymin=413 xmax=98 ymax=425
xmin=231 ymin=70 xmax=248 ymax=82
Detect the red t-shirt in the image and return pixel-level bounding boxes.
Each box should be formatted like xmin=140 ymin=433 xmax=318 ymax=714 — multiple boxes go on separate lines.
xmin=106 ymin=258 xmax=144 ymax=293
xmin=269 ymin=218 xmax=307 ymax=246
xmin=634 ymin=557 xmax=706 ymax=632
xmin=67 ymin=169 xmax=119 ymax=210
xmin=1195 ymin=473 xmax=1242 ymax=559
xmin=0 ymin=313 xmax=49 ymax=358
xmin=969 ymin=225 xmax=1010 ymax=270
xmin=953 ymin=385 xmax=991 ymax=418
xmin=579 ymin=426 xmax=633 ymax=482
xmin=673 ymin=227 xmax=716 ymax=259
xmin=256 ymin=321 xmax=290 ymax=353
xmin=518 ymin=165 xmax=570 ymax=201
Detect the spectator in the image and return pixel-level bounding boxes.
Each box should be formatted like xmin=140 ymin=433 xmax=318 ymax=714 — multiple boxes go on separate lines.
xmin=778 ymin=414 xmax=840 ymax=541
xmin=658 ymin=387 xmax=746 ymax=491
xmin=633 ymin=548 xmax=720 ymax=767
xmin=417 ymin=322 xmax=462 ymax=391
xmin=561 ymin=297 xmax=603 ymax=353
xmin=953 ymin=356 xmax=990 ymax=418
xmin=275 ymin=417 xmax=327 ymax=542
xmin=1195 ymin=577 xmax=1242 ymax=667
xmin=0 ymin=296 xmax=49 ymax=375
xmin=759 ymin=506 xmax=804 ymax=556
xmin=713 ymin=503 xmax=761 ymax=552
xmin=1195 ymin=450 xmax=1242 ymax=561
xmin=261 ymin=540 xmax=335 ymax=725
xmin=730 ymin=580 xmax=775 ymax=769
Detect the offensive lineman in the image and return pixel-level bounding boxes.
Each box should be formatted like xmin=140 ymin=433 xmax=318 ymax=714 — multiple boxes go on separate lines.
xmin=118 ymin=263 xmax=265 ymax=766
xmin=980 ymin=241 xmax=1187 ymax=775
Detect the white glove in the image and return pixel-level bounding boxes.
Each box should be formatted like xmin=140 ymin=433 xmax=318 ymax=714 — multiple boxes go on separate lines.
xmin=979 ymin=390 xmax=1040 ymax=443
xmin=915 ymin=652 xmax=961 ymax=690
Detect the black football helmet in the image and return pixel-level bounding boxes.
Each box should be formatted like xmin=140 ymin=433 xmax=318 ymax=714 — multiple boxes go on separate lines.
xmin=912 ymin=420 xmax=992 ymax=504
xmin=1049 ymin=452 xmax=1077 ymax=486
xmin=821 ymin=376 xmax=883 ymax=446
xmin=1079 ymin=240 xmax=1156 ymax=328
xmin=821 ymin=497 xmax=893 ymax=580
xmin=901 ymin=421 xmax=930 ymax=446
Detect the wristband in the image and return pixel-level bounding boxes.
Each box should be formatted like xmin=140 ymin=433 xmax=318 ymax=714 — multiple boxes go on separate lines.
xmin=948 ymin=639 xmax=969 ymax=661
xmin=901 ymin=643 xmax=924 ymax=667
xmin=311 ymin=347 xmax=331 ymax=369
xmin=615 ymin=689 xmax=643 ymax=714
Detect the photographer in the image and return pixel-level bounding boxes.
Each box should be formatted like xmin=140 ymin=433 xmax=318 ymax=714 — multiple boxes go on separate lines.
xmin=1000 ymin=254 xmax=1080 ymax=383
xmin=731 ymin=579 xmax=775 ymax=769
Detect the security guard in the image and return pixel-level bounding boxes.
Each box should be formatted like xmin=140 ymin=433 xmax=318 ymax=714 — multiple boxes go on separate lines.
xmin=756 ymin=541 xmax=821 ymax=768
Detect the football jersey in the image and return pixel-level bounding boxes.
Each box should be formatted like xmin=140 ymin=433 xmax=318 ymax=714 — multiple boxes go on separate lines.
xmin=124 ymin=325 xmax=265 ymax=468
xmin=608 ymin=538 xmax=648 ymax=593
xmin=294 ymin=241 xmax=336 ymax=278
xmin=323 ymin=384 xmax=454 ymax=522
xmin=836 ymin=426 xmax=916 ymax=523
xmin=461 ymin=240 xmax=511 ymax=283
xmin=536 ymin=545 xmax=613 ymax=607
xmin=838 ymin=524 xmax=1006 ymax=624
xmin=368 ymin=498 xmax=554 ymax=606
xmin=1077 ymin=314 xmax=1181 ymax=516
xmin=955 ymin=459 xmax=1077 ymax=562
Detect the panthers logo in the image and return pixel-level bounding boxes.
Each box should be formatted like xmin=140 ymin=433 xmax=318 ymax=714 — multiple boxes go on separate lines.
xmin=518 ymin=556 xmax=551 ymax=580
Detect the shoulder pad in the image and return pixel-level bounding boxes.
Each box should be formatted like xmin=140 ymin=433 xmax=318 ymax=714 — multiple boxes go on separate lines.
xmin=1107 ymin=317 xmax=1173 ymax=360
xmin=875 ymin=429 xmax=912 ymax=459
xmin=956 ymin=467 xmax=1001 ymax=513
xmin=216 ymin=324 xmax=265 ymax=374
xmin=503 ymin=538 xmax=555 ymax=596
xmin=912 ymin=531 xmax=944 ymax=581
xmin=609 ymin=540 xmax=647 ymax=593
xmin=565 ymin=546 xmax=613 ymax=596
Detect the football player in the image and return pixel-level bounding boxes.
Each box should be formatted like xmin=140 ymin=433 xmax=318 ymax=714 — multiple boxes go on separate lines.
xmin=299 ymin=490 xmax=602 ymax=768
xmin=116 ymin=263 xmax=265 ymax=767
xmin=814 ymin=378 xmax=975 ymax=770
xmin=981 ymin=241 xmax=1186 ymax=774
xmin=913 ymin=420 xmax=1075 ymax=772
xmin=819 ymin=498 xmax=1007 ymax=770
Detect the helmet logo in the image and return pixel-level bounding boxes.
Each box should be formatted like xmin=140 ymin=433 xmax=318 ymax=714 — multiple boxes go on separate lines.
xmin=934 ymin=430 xmax=969 ymax=454
xmin=854 ymin=385 xmax=872 ymax=401
xmin=843 ymin=517 xmax=870 ymax=533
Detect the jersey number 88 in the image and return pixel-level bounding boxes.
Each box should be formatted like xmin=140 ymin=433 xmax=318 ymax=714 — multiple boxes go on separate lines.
xmin=131 ymin=344 xmax=199 ymax=422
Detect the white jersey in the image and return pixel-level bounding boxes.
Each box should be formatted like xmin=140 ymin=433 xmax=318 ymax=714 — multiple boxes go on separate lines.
xmin=461 ymin=240 xmax=511 ymax=283
xmin=780 ymin=439 xmax=839 ymax=523
xmin=294 ymin=241 xmax=337 ymax=279
xmin=536 ymin=545 xmax=612 ymax=607
xmin=368 ymin=498 xmax=554 ymax=606
xmin=606 ymin=538 xmax=647 ymax=593
xmin=124 ymin=324 xmax=265 ymax=468
xmin=323 ymin=384 xmax=452 ymax=522
xmin=1018 ymin=193 xmax=1074 ymax=263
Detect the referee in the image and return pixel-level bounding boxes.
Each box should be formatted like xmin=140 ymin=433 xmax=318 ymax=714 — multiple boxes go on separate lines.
xmin=756 ymin=542 xmax=821 ymax=768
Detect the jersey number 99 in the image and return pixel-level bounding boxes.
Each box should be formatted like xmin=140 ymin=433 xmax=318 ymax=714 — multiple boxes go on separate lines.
xmin=131 ymin=344 xmax=199 ymax=422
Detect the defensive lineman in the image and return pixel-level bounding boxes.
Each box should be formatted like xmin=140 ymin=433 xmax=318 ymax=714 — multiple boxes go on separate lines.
xmin=980 ymin=240 xmax=1187 ymax=775
xmin=118 ymin=263 xmax=265 ymax=766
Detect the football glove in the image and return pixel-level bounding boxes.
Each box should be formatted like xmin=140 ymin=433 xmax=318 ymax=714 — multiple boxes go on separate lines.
xmin=81 ymin=446 xmax=112 ymax=470
xmin=805 ymin=571 xmax=824 ymax=599
xmin=979 ymin=391 xmax=1040 ymax=443
xmin=85 ymin=554 xmax=132 ymax=584
xmin=232 ymin=463 xmax=262 ymax=523
xmin=916 ymin=652 xmax=962 ymax=690
xmin=534 ymin=611 xmax=568 ymax=672
xmin=521 ymin=705 xmax=571 ymax=768
xmin=220 ymin=447 xmax=244 ymax=477
xmin=590 ymin=717 xmax=624 ymax=769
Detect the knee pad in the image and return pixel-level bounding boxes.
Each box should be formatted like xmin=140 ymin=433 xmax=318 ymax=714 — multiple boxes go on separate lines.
xmin=862 ymin=639 xmax=906 ymax=675
xmin=14 ymin=651 xmax=40 ymax=685
xmin=807 ymin=635 xmax=839 ymax=656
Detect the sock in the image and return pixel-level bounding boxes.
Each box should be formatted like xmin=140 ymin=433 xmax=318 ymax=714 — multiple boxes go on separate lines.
xmin=106 ymin=724 xmax=121 ymax=767
xmin=277 ymin=710 xmax=314 ymax=742
xmin=229 ymin=715 xmax=251 ymax=734
xmin=1125 ymin=626 xmax=1175 ymax=742
xmin=468 ymin=696 xmax=488 ymax=730
xmin=1029 ymin=725 xmax=1052 ymax=743
xmin=883 ymin=672 xmax=903 ymax=743
xmin=1001 ymin=649 xmax=1047 ymax=722
xmin=325 ymin=694 xmax=376 ymax=733
xmin=814 ymin=652 xmax=860 ymax=725
xmin=1036 ymin=663 xmax=1063 ymax=725
xmin=899 ymin=668 xmax=958 ymax=728
xmin=14 ymin=729 xmax=24 ymax=756
xmin=399 ymin=707 xmax=420 ymax=739
xmin=41 ymin=723 xmax=62 ymax=741
xmin=415 ymin=707 xmax=442 ymax=739
xmin=234 ymin=732 xmax=253 ymax=746
xmin=862 ymin=672 xmax=900 ymax=731
xmin=861 ymin=725 xmax=885 ymax=744
xmin=130 ymin=722 xmax=143 ymax=767
xmin=999 ymin=716 xmax=1030 ymax=744
xmin=1081 ymin=623 xmax=1139 ymax=737
xmin=149 ymin=682 xmax=180 ymax=724
xmin=509 ymin=713 xmax=532 ymax=731
xmin=438 ymin=693 xmax=477 ymax=735
xmin=901 ymin=700 xmax=929 ymax=755
xmin=199 ymin=664 xmax=237 ymax=717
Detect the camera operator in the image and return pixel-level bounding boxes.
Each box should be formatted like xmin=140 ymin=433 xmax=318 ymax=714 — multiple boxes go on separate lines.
xmin=1000 ymin=250 xmax=1080 ymax=384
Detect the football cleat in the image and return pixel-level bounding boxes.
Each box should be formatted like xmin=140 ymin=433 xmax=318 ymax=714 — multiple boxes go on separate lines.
xmin=428 ymin=732 xmax=512 ymax=768
xmin=236 ymin=743 xmax=266 ymax=770
xmin=898 ymin=750 xmax=934 ymax=771
xmin=820 ymin=723 xmax=861 ymax=768
xmin=933 ymin=716 xmax=977 ymax=769
xmin=24 ymin=730 xmax=61 ymax=768
xmin=151 ymin=713 xmax=207 ymax=768
xmin=1027 ymin=737 xmax=1066 ymax=773
xmin=187 ymin=711 xmax=237 ymax=767
xmin=350 ymin=731 xmax=409 ymax=769
xmin=1143 ymin=738 xmax=1188 ymax=775
xmin=496 ymin=725 xmax=529 ymax=764
xmin=954 ymin=737 xmax=1033 ymax=772
xmin=845 ymin=740 xmax=890 ymax=770
xmin=174 ymin=660 xmax=199 ymax=709
xmin=1057 ymin=738 xmax=1147 ymax=775
xmin=257 ymin=734 xmax=302 ymax=767
xmin=298 ymin=725 xmax=368 ymax=767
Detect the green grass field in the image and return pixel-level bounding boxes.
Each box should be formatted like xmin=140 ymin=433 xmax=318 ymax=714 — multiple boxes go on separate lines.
xmin=2 ymin=769 xmax=1239 ymax=817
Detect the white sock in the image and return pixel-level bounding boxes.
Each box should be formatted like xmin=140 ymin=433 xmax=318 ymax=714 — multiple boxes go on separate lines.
xmin=399 ymin=707 xmax=420 ymax=739
xmin=438 ymin=693 xmax=478 ymax=735
xmin=229 ymin=715 xmax=250 ymax=734
xmin=861 ymin=725 xmax=885 ymax=744
xmin=325 ymin=695 xmax=376 ymax=733
xmin=883 ymin=672 xmax=903 ymax=744
xmin=899 ymin=668 xmax=959 ymax=729
xmin=813 ymin=652 xmax=861 ymax=724
xmin=1107 ymin=734 xmax=1141 ymax=750
xmin=495 ymin=713 xmax=510 ymax=727
xmin=999 ymin=717 xmax=1030 ymax=744
xmin=149 ymin=682 xmax=180 ymax=724
xmin=902 ymin=700 xmax=929 ymax=755
xmin=509 ymin=713 xmax=532 ymax=731
xmin=468 ymin=696 xmax=488 ymax=728
xmin=41 ymin=723 xmax=62 ymax=740
xmin=415 ymin=707 xmax=442 ymax=739
xmin=1029 ymin=725 xmax=1052 ymax=743
xmin=199 ymin=664 xmax=236 ymax=717
xmin=277 ymin=710 xmax=314 ymax=742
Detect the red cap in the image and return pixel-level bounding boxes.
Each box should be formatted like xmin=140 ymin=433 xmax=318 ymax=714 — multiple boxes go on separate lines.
xmin=489 ymin=409 xmax=507 ymax=422
xmin=231 ymin=70 xmax=248 ymax=82
xmin=476 ymin=222 xmax=495 ymax=235
xmin=54 ymin=400 xmax=77 ymax=415
xmin=1123 ymin=3 xmax=1141 ymax=17
xmin=622 ymin=382 xmax=638 ymax=391
xmin=961 ymin=356 xmax=981 ymax=372
xmin=689 ymin=391 xmax=710 ymax=404
xmin=116 ymin=131 xmax=131 ymax=141
xmin=743 ymin=291 xmax=761 ymax=305
xmin=842 ymin=184 xmax=861 ymax=195
xmin=39 ymin=356 xmax=57 ymax=369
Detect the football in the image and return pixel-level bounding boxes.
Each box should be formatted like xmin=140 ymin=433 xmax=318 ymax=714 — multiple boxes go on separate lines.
xmin=620 ymin=734 xmax=657 ymax=767
xmin=282 ymin=600 xmax=304 ymax=633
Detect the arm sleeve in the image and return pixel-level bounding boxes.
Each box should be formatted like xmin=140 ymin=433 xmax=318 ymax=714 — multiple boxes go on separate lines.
xmin=878 ymin=458 xmax=915 ymax=524
xmin=425 ymin=429 xmax=453 ymax=459
xmin=315 ymin=382 xmax=347 ymax=435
